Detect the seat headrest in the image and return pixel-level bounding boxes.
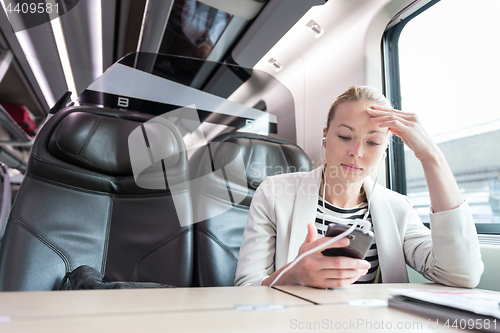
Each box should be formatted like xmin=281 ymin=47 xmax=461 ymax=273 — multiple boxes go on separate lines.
xmin=48 ymin=112 xmax=181 ymax=177
xmin=213 ymin=133 xmax=312 ymax=189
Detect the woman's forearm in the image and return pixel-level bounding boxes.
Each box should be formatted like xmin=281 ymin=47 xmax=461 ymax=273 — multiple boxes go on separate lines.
xmin=420 ymin=146 xmax=464 ymax=213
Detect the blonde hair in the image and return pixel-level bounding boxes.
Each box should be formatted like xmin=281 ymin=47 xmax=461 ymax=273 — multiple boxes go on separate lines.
xmin=326 ymin=86 xmax=392 ymax=131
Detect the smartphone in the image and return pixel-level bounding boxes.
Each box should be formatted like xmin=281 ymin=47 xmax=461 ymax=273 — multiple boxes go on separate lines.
xmin=321 ymin=221 xmax=374 ymax=259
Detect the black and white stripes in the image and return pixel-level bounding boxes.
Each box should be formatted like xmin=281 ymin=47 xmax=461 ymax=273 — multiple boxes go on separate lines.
xmin=315 ymin=198 xmax=379 ymax=284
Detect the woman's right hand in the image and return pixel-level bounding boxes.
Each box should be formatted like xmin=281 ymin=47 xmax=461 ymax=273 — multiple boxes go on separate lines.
xmin=263 ymin=223 xmax=370 ymax=288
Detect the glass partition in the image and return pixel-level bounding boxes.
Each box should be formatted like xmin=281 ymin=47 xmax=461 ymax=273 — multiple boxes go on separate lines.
xmin=77 ymin=52 xmax=295 ymax=150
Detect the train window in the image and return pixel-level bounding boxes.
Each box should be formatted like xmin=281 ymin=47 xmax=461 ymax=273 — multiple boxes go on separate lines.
xmin=384 ymin=0 xmax=500 ymax=234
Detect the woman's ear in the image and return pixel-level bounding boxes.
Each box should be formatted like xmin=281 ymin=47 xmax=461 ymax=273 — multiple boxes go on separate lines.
xmin=322 ymin=127 xmax=328 ymax=148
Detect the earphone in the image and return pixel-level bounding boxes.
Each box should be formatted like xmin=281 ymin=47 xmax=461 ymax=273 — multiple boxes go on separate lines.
xmin=268 ymin=135 xmax=386 ymax=287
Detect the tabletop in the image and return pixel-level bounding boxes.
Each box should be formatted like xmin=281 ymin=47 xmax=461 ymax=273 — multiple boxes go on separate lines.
xmin=0 ymin=283 xmax=494 ymax=333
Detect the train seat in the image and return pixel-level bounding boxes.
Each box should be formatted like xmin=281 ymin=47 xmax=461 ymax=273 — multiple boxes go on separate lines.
xmin=189 ymin=133 xmax=313 ymax=287
xmin=0 ymin=106 xmax=193 ymax=291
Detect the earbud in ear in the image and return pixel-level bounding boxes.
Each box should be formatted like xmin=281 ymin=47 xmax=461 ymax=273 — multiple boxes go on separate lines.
xmin=322 ymin=137 xmax=326 ymax=143
xmin=382 ymin=151 xmax=387 ymax=158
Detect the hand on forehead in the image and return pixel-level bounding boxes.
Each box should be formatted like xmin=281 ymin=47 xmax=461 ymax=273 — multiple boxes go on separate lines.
xmin=331 ymin=101 xmax=391 ymax=135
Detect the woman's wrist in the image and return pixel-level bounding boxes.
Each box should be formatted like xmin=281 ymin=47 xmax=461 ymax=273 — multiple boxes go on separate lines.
xmin=415 ymin=141 xmax=441 ymax=163
xmin=262 ymin=262 xmax=297 ymax=286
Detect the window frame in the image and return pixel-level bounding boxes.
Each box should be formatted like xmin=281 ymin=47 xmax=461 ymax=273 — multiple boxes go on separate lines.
xmin=382 ymin=0 xmax=500 ymax=234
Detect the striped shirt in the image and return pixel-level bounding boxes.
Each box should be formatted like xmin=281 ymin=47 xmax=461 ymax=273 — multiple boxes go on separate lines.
xmin=315 ymin=197 xmax=379 ymax=284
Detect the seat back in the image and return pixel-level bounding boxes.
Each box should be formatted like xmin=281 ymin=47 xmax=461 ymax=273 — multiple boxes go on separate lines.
xmin=190 ymin=133 xmax=312 ymax=286
xmin=0 ymin=106 xmax=193 ymax=291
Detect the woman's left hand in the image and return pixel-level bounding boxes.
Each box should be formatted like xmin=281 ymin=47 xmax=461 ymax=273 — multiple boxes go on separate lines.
xmin=366 ymin=105 xmax=437 ymax=161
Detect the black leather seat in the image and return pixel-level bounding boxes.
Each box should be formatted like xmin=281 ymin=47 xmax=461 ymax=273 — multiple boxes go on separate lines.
xmin=0 ymin=106 xmax=193 ymax=291
xmin=189 ymin=133 xmax=312 ymax=287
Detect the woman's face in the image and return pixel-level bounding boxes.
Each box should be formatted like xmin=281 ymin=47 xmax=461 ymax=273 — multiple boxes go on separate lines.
xmin=323 ymin=100 xmax=389 ymax=184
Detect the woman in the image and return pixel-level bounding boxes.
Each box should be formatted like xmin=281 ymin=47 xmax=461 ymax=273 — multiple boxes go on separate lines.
xmin=235 ymin=86 xmax=483 ymax=288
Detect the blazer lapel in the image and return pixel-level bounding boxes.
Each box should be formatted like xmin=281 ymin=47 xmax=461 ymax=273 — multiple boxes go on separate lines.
xmin=285 ymin=171 xmax=409 ymax=283
xmin=287 ymin=167 xmax=323 ymax=262
xmin=364 ymin=177 xmax=409 ymax=283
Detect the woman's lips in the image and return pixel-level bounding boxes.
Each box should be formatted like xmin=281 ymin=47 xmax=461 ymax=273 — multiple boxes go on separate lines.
xmin=341 ymin=163 xmax=362 ymax=172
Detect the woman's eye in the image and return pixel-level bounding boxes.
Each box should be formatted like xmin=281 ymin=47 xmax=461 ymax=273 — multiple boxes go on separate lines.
xmin=368 ymin=141 xmax=380 ymax=146
xmin=338 ymin=136 xmax=350 ymax=141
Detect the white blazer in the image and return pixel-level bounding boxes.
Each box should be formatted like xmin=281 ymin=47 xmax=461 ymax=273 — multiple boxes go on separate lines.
xmin=235 ymin=167 xmax=483 ymax=288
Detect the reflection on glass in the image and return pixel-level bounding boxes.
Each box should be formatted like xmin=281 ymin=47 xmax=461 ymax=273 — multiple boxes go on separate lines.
xmin=117 ymin=52 xmax=252 ymax=98
xmin=159 ymin=0 xmax=233 ymax=61
xmin=78 ymin=52 xmax=281 ymax=143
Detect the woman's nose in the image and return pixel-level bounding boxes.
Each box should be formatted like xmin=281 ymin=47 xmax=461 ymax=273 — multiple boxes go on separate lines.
xmin=348 ymin=141 xmax=363 ymax=158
